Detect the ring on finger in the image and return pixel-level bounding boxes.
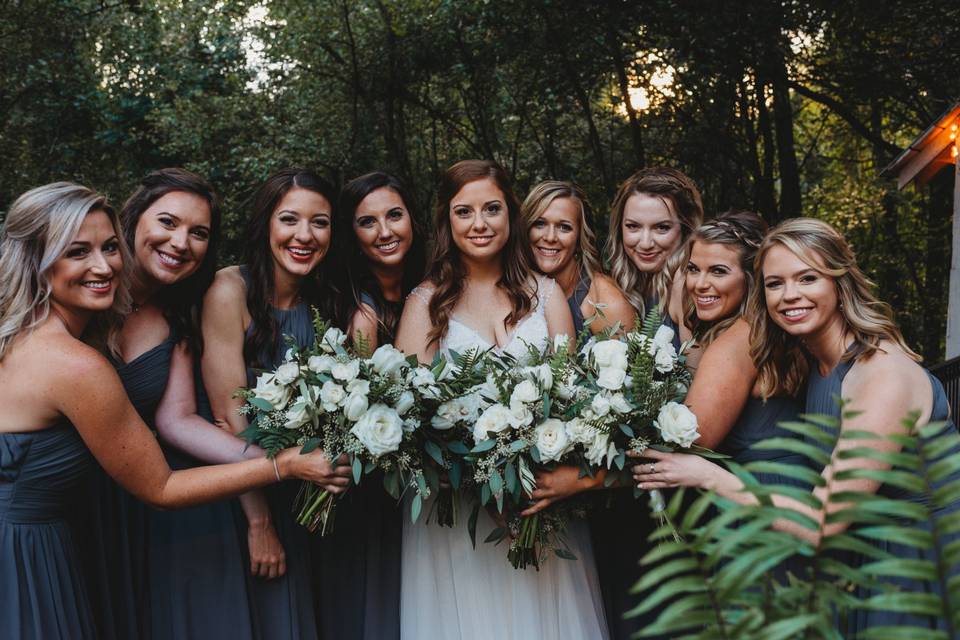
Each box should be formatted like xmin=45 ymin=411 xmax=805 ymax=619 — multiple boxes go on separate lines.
xmin=648 ymin=463 xmax=656 ymax=474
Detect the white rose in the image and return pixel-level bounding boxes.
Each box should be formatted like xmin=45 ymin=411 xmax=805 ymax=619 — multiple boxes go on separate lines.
xmin=655 ymin=402 xmax=700 ymax=448
xmin=343 ymin=392 xmax=369 ymax=421
xmin=590 ymin=394 xmax=612 ymax=418
xmin=409 ymin=367 xmax=436 ymax=388
xmin=508 ymin=402 xmax=534 ymax=428
xmin=654 ymin=348 xmax=675 ymax=373
xmin=652 ymin=324 xmax=676 ymax=354
xmin=565 ymin=417 xmax=596 ymax=445
xmin=307 ymin=354 xmax=337 ymax=374
xmin=321 ymin=327 xmax=348 ymax=353
xmin=596 ymin=366 xmax=627 ymax=391
xmin=431 ymin=394 xmax=481 ymax=430
xmin=591 ymin=339 xmax=629 ymax=371
xmin=253 ymin=373 xmax=291 ymax=410
xmin=347 ymin=378 xmax=370 ymax=395
xmin=473 ymin=404 xmax=514 ymax=442
xmin=273 ymin=362 xmax=300 ymax=386
xmin=552 ymin=334 xmax=570 ymax=354
xmin=395 ymin=390 xmax=415 ymax=416
xmin=584 ymin=430 xmax=612 ymax=466
xmin=351 ymin=404 xmax=403 ymax=456
xmin=319 ymin=380 xmax=346 ymax=411
xmin=283 ymin=402 xmax=310 ymax=429
xmin=510 ymin=379 xmax=539 ymax=406
xmin=331 ymin=359 xmax=360 ymax=382
xmin=371 ymin=344 xmax=407 ymax=378
xmin=535 ymin=419 xmax=570 ymax=462
xmin=609 ymin=393 xmax=632 ymax=414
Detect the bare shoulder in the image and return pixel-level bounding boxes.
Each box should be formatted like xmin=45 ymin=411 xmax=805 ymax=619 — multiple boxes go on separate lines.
xmin=406 ymin=279 xmax=436 ymax=305
xmin=713 ymin=317 xmax=751 ymax=346
xmin=36 ymin=333 xmax=119 ymax=397
xmin=844 ymin=341 xmax=930 ymax=418
xmin=207 ymin=266 xmax=246 ymax=300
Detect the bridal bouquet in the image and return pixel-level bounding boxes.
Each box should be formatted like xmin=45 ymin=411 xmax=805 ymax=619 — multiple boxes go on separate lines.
xmin=575 ymin=310 xmax=698 ymax=513
xmin=458 ymin=335 xmax=589 ymax=570
xmin=239 ymin=312 xmax=433 ymax=534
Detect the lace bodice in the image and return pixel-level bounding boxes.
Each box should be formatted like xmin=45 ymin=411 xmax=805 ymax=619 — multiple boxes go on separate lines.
xmin=409 ymin=277 xmax=555 ymax=365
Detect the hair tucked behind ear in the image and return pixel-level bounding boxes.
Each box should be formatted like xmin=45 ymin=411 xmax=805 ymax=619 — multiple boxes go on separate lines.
xmin=605 ymin=167 xmax=703 ymax=317
xmin=425 ymin=160 xmax=534 ymax=347
xmin=749 ymin=217 xmax=919 ymax=400
xmin=0 ymin=182 xmax=131 ymax=361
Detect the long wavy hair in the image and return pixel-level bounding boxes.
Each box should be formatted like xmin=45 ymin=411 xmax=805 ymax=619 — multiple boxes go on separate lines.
xmin=242 ymin=168 xmax=337 ymax=369
xmin=520 ymin=180 xmax=603 ymax=283
xmin=684 ymin=210 xmax=767 ymax=348
xmin=333 ymin=171 xmax=426 ymax=345
xmin=749 ymin=217 xmax=919 ymax=399
xmin=121 ymin=168 xmax=221 ymax=355
xmin=0 ymin=182 xmax=131 ymax=361
xmin=425 ymin=159 xmax=534 ymax=347
xmin=605 ymin=167 xmax=703 ymax=316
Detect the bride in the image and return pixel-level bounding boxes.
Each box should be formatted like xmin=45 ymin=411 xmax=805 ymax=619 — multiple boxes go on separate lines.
xmin=395 ymin=160 xmax=609 ymax=639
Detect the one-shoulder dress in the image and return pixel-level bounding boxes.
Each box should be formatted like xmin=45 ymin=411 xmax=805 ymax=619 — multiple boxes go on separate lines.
xmin=806 ymin=355 xmax=960 ymax=633
xmin=1 ymin=422 xmax=96 ymax=639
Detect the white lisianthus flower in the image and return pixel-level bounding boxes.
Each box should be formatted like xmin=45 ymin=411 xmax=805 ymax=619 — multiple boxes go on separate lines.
xmin=596 ymin=366 xmax=627 ymax=390
xmin=565 ymin=417 xmax=596 ymax=445
xmin=307 ymin=354 xmax=336 ymax=374
xmin=624 ymin=374 xmax=634 ymax=389
xmin=655 ymin=402 xmax=700 ymax=448
xmin=273 ymin=362 xmax=300 ymax=386
xmin=654 ymin=348 xmax=675 ymax=373
xmin=343 ymin=392 xmax=369 ymax=422
xmin=253 ymin=373 xmax=291 ymax=410
xmin=331 ymin=359 xmax=360 ymax=383
xmin=473 ymin=404 xmax=514 ymax=442
xmin=520 ymin=364 xmax=553 ymax=392
xmin=584 ymin=430 xmax=612 ymax=466
xmin=431 ymin=394 xmax=482 ymax=430
xmin=371 ymin=344 xmax=407 ymax=378
xmin=591 ymin=339 xmax=629 ymax=371
xmin=535 ymin=419 xmax=570 ymax=462
xmin=409 ymin=367 xmax=436 ymax=388
xmin=403 ymin=417 xmax=419 ymax=433
xmin=320 ymin=327 xmax=347 ymax=353
xmin=347 ymin=378 xmax=370 ymax=396
xmin=283 ymin=402 xmax=310 ymax=429
xmin=395 ymin=390 xmax=415 ymax=416
xmin=555 ymin=371 xmax=579 ymax=400
xmin=508 ymin=402 xmax=535 ymax=428
xmin=552 ymin=333 xmax=570 ymax=354
xmin=319 ymin=380 xmax=346 ymax=412
xmin=475 ymin=373 xmax=500 ymax=402
xmin=351 ymin=404 xmax=403 ymax=456
xmin=590 ymin=394 xmax=612 ymax=418
xmin=510 ymin=379 xmax=539 ymax=406
xmin=609 ymin=393 xmax=632 ymax=414
xmin=652 ymin=324 xmax=676 ymax=354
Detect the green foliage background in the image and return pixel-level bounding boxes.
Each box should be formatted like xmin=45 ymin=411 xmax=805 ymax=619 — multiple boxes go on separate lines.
xmin=2 ymin=0 xmax=958 ymax=360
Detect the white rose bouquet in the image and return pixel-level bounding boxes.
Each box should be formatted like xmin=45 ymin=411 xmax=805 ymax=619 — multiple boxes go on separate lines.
xmin=574 ymin=308 xmax=698 ymax=515
xmin=239 ymin=312 xmax=431 ymax=534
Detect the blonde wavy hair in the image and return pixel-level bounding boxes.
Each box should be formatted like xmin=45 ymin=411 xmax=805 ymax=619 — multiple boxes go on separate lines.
xmin=0 ymin=182 xmax=130 ymax=361
xmin=520 ymin=180 xmax=603 ymax=282
xmin=684 ymin=210 xmax=767 ymax=348
xmin=749 ymin=217 xmax=919 ymax=399
xmin=605 ymin=167 xmax=703 ymax=316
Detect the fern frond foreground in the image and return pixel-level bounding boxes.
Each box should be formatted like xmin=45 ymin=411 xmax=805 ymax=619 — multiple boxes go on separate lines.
xmin=629 ymin=410 xmax=960 ymax=639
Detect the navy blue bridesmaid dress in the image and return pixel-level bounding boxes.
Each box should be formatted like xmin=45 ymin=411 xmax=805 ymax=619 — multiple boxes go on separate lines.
xmin=568 ymin=274 xmax=592 ymax=342
xmin=719 ymin=395 xmax=808 ymax=488
xmin=806 ymin=355 xmax=960 ymax=634
xmin=1 ymin=422 xmax=96 ymax=639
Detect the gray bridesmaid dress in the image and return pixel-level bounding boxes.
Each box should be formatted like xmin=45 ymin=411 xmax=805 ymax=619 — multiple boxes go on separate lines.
xmin=806 ymin=355 xmax=960 ymax=633
xmin=1 ymin=422 xmax=96 ymax=639
xmin=719 ymin=395 xmax=808 ymax=487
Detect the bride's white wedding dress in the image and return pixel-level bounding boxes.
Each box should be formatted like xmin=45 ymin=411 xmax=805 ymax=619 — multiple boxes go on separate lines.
xmin=400 ymin=277 xmax=609 ymax=640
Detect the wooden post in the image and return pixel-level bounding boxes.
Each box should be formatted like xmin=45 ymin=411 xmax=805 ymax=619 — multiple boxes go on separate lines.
xmin=948 ymin=156 xmax=960 ymax=358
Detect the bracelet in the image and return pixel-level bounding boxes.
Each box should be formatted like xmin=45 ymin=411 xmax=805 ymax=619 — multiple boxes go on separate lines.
xmin=272 ymin=457 xmax=281 ymax=482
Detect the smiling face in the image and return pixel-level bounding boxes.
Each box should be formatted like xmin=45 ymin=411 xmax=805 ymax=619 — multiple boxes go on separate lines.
xmin=133 ymin=191 xmax=211 ymax=288
xmin=621 ymin=192 xmax=683 ymax=273
xmin=48 ymin=210 xmax=124 ymax=318
xmin=761 ymin=243 xmax=841 ymax=338
xmin=353 ymin=186 xmax=413 ymax=269
xmin=449 ymin=177 xmax=510 ymax=261
xmin=685 ymin=240 xmax=747 ymax=323
xmin=268 ymin=187 xmax=332 ymax=279
xmin=528 ymin=196 xmax=580 ymax=276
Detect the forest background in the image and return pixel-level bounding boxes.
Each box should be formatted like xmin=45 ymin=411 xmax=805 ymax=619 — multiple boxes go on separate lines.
xmin=2 ymin=0 xmax=959 ymax=362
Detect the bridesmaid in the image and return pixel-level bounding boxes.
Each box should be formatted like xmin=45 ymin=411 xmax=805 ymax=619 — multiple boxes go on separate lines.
xmin=0 ymin=183 xmax=350 ymax=640
xmin=521 ymin=180 xmax=635 ymax=341
xmin=311 ymin=171 xmax=427 ymax=639
xmin=201 ymin=168 xmax=338 ymax=640
xmin=633 ymin=217 xmax=959 ymax=634
xmin=119 ymin=168 xmax=278 ymax=638
xmin=592 ymin=167 xmax=704 ymax=639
